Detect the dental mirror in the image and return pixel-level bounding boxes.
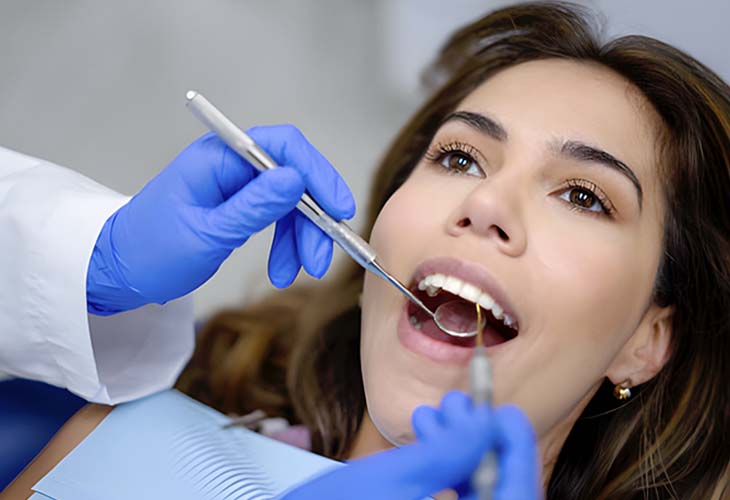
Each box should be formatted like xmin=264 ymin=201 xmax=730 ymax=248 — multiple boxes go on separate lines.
xmin=426 ymin=299 xmax=486 ymax=338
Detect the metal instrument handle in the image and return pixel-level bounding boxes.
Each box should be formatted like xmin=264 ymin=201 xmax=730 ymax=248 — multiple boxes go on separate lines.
xmin=185 ymin=90 xmax=377 ymax=269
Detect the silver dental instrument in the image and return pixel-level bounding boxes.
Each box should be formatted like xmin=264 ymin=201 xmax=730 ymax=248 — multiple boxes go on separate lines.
xmin=184 ymin=90 xmax=480 ymax=338
xmin=222 ymin=409 xmax=266 ymax=430
xmin=471 ymin=304 xmax=497 ymax=500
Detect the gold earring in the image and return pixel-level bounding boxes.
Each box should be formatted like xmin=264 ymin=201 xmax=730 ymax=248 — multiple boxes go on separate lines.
xmin=613 ymin=381 xmax=632 ymax=400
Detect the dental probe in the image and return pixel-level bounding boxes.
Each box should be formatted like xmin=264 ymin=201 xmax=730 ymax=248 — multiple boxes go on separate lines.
xmin=184 ymin=90 xmax=441 ymax=326
xmin=471 ymin=304 xmax=497 ymax=500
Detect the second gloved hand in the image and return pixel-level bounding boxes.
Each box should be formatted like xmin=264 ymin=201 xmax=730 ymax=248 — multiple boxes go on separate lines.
xmin=280 ymin=391 xmax=540 ymax=500
xmin=87 ymin=125 xmax=355 ymax=315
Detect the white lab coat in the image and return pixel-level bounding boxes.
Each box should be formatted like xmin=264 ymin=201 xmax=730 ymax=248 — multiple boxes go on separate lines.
xmin=0 ymin=146 xmax=195 ymax=404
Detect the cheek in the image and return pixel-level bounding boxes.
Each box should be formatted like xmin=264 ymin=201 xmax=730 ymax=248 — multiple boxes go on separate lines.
xmin=503 ymin=220 xmax=658 ymax=434
xmin=359 ymin=182 xmax=467 ymax=444
xmin=368 ymin=175 xmax=444 ymax=252
xmin=533 ymin=219 xmax=655 ymax=341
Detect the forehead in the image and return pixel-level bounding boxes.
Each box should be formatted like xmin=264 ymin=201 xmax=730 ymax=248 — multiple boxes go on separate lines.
xmin=455 ymin=58 xmax=663 ymax=192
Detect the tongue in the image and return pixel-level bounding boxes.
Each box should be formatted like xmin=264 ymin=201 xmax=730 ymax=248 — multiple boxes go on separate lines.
xmin=434 ymin=299 xmax=481 ymax=335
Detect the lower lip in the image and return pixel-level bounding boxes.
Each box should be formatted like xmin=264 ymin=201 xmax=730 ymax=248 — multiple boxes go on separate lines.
xmin=396 ymin=301 xmax=511 ymax=364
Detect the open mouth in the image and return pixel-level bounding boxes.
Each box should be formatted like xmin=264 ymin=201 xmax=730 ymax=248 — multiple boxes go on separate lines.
xmin=406 ymin=279 xmax=519 ymax=348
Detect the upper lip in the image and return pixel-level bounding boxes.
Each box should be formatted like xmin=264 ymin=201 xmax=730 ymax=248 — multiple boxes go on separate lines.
xmin=410 ymin=256 xmax=521 ymax=327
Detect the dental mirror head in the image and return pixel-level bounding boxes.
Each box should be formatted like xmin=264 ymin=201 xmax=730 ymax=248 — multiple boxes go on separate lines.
xmin=432 ymin=299 xmax=486 ymax=338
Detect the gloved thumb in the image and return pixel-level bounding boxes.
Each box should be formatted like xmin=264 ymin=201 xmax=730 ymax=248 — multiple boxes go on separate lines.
xmin=204 ymin=167 xmax=306 ymax=248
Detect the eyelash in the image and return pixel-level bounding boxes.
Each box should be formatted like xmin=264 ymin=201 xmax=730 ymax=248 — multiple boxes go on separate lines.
xmin=558 ymin=179 xmax=616 ymax=218
xmin=424 ymin=141 xmax=485 ymax=177
xmin=424 ymin=140 xmax=617 ymax=218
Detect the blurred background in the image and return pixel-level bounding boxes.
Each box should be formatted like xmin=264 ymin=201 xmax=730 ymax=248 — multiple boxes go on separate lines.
xmin=1 ymin=0 xmax=728 ymax=320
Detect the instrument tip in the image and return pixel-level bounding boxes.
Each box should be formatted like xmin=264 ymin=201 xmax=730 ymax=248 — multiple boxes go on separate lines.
xmin=476 ymin=303 xmax=484 ymax=346
xmin=185 ymin=90 xmax=198 ymax=101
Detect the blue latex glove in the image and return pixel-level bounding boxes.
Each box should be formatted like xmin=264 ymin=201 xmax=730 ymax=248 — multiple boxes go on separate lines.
xmin=87 ymin=125 xmax=355 ymax=315
xmin=281 ymin=391 xmax=539 ymax=500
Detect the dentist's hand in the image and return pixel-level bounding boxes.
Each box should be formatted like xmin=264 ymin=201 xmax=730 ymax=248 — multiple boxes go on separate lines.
xmin=280 ymin=391 xmax=540 ymax=500
xmin=87 ymin=125 xmax=355 ymax=315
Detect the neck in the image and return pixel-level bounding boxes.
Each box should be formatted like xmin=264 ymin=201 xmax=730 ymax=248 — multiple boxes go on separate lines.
xmin=538 ymin=406 xmax=582 ymax=489
xmin=346 ymin=410 xmax=392 ymax=460
xmin=538 ymin=381 xmax=603 ymax=489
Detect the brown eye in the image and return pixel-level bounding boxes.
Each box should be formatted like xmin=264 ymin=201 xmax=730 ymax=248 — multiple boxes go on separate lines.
xmin=447 ymin=152 xmax=473 ymax=172
xmin=558 ymin=179 xmax=614 ymax=217
xmin=569 ymin=188 xmax=596 ymax=208
xmin=424 ymin=141 xmax=485 ymax=177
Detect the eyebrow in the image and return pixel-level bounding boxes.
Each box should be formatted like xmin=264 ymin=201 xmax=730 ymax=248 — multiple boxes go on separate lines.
xmin=443 ymin=111 xmax=508 ymax=141
xmin=441 ymin=110 xmax=644 ymax=209
xmin=555 ymin=140 xmax=643 ymax=208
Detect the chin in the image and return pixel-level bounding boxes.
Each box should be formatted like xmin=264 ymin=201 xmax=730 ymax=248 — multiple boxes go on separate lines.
xmin=364 ymin=363 xmax=460 ymax=447
xmin=369 ymin=410 xmax=417 ymax=446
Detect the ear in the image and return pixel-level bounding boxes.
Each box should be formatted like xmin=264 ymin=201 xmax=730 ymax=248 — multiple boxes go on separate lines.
xmin=605 ymin=303 xmax=674 ymax=387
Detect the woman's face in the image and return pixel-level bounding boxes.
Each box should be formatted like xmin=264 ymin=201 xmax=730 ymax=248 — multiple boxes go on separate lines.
xmin=359 ymin=58 xmax=669 ymax=449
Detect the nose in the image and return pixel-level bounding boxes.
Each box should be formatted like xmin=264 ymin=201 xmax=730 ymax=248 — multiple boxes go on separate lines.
xmin=446 ymin=175 xmax=527 ymax=256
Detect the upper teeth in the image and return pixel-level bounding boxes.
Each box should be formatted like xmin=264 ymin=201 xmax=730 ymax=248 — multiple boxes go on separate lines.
xmin=417 ymin=273 xmax=517 ymax=329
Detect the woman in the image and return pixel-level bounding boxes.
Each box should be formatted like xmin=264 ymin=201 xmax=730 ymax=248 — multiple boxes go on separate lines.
xmin=9 ymin=2 xmax=730 ymax=498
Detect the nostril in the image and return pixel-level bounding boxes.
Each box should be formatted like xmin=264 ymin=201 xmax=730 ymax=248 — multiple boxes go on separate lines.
xmin=456 ymin=218 xmax=470 ymax=228
xmin=496 ymin=226 xmax=509 ymax=240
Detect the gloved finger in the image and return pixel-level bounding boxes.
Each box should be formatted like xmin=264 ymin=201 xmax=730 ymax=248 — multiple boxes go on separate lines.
xmin=247 ymin=125 xmax=356 ymax=221
xmin=411 ymin=405 xmax=443 ymax=442
xmin=216 ymin=137 xmax=258 ymax=199
xmin=449 ymin=411 xmax=495 ymax=500
xmin=268 ymin=212 xmax=302 ymax=288
xmin=493 ymin=405 xmax=540 ymax=500
xmin=206 ymin=167 xmax=305 ymax=248
xmin=294 ymin=211 xmax=333 ymax=279
xmin=439 ymin=390 xmax=472 ymax=425
xmin=172 ymin=133 xmax=257 ymax=202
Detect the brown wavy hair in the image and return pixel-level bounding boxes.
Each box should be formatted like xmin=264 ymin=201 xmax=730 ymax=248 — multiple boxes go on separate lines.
xmin=176 ymin=2 xmax=730 ymax=498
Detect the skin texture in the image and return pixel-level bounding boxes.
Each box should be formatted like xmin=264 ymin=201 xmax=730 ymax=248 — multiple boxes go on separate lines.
xmin=352 ymin=59 xmax=674 ymax=484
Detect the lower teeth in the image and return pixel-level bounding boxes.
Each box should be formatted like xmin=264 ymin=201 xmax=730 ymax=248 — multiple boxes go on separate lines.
xmin=409 ymin=314 xmax=422 ymax=329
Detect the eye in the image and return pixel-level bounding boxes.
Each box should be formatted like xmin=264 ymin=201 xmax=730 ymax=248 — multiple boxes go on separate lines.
xmin=567 ymin=188 xmax=598 ymax=209
xmin=424 ymin=141 xmax=485 ymax=178
xmin=441 ymin=151 xmax=482 ymax=176
xmin=557 ymin=179 xmax=615 ymax=217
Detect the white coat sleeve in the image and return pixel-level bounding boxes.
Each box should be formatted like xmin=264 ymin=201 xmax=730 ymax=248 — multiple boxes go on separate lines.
xmin=0 ymin=146 xmax=195 ymax=404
